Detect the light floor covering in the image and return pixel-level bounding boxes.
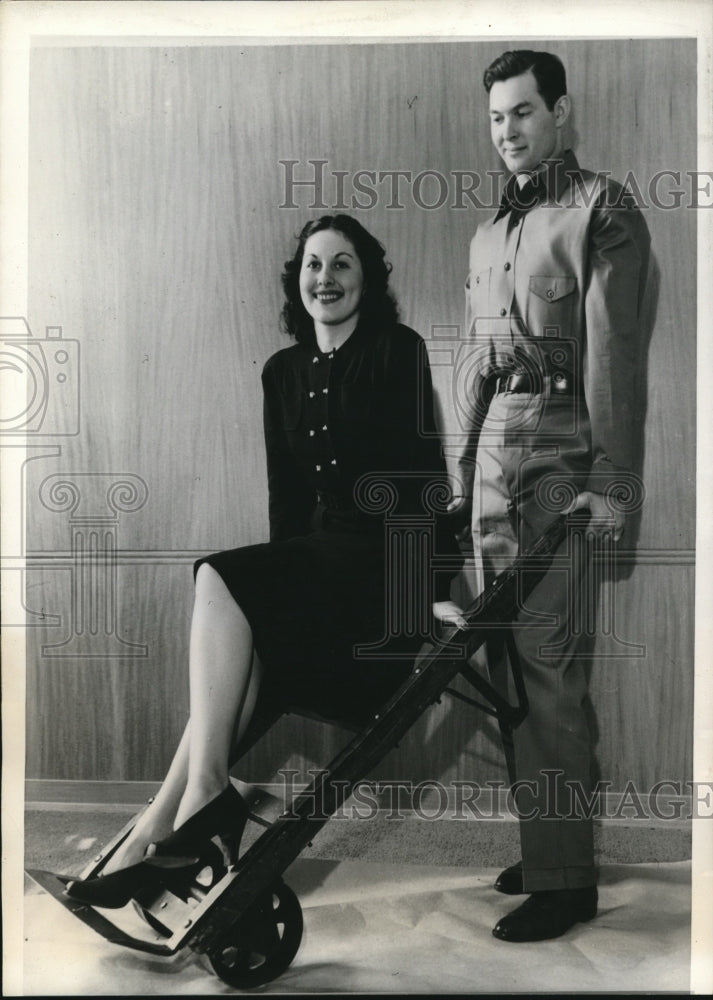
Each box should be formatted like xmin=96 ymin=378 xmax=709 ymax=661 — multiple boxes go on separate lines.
xmin=22 ymin=858 xmax=691 ymax=995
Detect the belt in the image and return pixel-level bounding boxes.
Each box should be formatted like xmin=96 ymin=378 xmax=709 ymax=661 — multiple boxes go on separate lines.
xmin=493 ymin=370 xmax=578 ymax=396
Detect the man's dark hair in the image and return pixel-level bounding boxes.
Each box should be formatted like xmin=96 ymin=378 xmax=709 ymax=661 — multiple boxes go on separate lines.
xmin=483 ymin=50 xmax=567 ymax=110
xmin=280 ymin=214 xmax=398 ymax=343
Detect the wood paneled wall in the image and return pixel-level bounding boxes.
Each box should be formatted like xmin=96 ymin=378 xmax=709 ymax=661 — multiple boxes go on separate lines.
xmin=25 ymin=39 xmax=695 ymax=790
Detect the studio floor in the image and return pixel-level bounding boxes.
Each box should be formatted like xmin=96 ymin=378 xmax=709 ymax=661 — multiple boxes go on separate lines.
xmin=19 ymin=806 xmax=693 ymax=995
xmin=22 ymin=858 xmax=691 ymax=995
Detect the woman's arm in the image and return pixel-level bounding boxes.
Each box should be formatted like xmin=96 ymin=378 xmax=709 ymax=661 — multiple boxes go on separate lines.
xmin=384 ymin=327 xmax=464 ymax=604
xmin=262 ymin=359 xmax=315 ymax=541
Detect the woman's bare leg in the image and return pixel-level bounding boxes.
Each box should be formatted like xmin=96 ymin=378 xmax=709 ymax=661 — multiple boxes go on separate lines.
xmin=101 ymin=564 xmax=260 ymax=873
xmin=174 ymin=564 xmax=260 ymax=827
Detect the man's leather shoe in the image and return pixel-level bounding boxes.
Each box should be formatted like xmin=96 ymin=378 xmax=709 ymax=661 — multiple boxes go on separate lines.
xmin=494 ymin=860 xmax=524 ymax=895
xmin=492 ymin=886 xmax=598 ymax=942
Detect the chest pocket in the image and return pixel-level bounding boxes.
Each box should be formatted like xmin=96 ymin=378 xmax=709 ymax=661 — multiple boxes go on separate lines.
xmin=526 ymin=275 xmax=577 ymax=338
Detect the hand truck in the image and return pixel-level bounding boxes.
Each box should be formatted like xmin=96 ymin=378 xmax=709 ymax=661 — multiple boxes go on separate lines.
xmin=27 ymin=512 xmax=581 ymax=988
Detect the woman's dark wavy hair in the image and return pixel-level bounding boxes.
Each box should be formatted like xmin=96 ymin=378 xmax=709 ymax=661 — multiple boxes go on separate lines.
xmin=280 ymin=214 xmax=399 ymax=343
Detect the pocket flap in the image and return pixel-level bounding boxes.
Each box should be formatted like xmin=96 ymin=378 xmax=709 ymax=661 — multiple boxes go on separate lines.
xmin=528 ymin=275 xmax=577 ymax=302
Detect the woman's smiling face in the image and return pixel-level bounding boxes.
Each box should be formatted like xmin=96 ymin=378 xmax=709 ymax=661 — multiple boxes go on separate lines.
xmin=299 ymin=229 xmax=364 ymax=333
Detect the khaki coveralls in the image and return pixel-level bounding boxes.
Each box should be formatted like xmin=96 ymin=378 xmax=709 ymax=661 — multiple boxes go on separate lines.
xmin=456 ymin=150 xmax=651 ymax=891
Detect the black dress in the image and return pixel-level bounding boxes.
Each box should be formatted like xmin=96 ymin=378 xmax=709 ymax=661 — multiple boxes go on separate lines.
xmin=195 ymin=321 xmax=462 ymax=721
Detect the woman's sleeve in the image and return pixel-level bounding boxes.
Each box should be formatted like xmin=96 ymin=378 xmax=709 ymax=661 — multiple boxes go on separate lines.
xmin=262 ymin=360 xmax=315 ymax=541
xmin=386 ymin=330 xmax=464 ymax=602
xmin=417 ymin=338 xmax=465 ymax=602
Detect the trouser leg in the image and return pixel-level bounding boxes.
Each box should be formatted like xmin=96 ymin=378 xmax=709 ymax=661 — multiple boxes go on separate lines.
xmin=478 ymin=510 xmax=596 ymax=892
xmin=473 ymin=395 xmax=597 ymax=890
xmin=507 ymin=532 xmax=597 ymax=891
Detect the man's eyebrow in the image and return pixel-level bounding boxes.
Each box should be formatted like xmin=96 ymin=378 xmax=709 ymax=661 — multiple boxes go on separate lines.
xmin=489 ymin=100 xmax=533 ymax=116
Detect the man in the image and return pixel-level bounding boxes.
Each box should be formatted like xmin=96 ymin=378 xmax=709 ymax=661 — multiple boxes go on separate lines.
xmin=447 ymin=50 xmax=651 ymax=942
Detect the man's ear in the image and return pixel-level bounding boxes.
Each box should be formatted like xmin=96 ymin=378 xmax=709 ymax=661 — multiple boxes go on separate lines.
xmin=554 ymin=94 xmax=571 ymax=129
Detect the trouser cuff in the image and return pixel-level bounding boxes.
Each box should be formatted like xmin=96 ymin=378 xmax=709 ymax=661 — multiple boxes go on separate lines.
xmin=523 ymin=864 xmax=597 ymax=893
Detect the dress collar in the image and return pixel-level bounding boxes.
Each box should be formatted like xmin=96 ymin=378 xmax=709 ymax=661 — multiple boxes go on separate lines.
xmin=303 ymin=314 xmax=367 ymax=359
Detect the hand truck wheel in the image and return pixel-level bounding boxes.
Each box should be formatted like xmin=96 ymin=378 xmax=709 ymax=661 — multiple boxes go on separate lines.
xmin=208 ymin=879 xmax=304 ymax=988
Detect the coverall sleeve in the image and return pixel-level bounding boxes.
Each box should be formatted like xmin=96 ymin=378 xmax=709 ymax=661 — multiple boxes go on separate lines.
xmin=583 ymin=193 xmax=651 ymax=493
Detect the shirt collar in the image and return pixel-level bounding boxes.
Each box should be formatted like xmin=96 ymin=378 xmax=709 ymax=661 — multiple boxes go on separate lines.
xmin=494 ymin=148 xmax=581 ymax=220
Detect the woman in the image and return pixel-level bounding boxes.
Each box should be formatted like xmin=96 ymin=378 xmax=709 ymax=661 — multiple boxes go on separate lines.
xmin=66 ymin=214 xmax=464 ymax=908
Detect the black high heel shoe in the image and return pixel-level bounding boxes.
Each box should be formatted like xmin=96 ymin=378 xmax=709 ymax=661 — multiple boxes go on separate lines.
xmin=63 ymin=853 xmax=206 ymax=909
xmin=151 ymin=783 xmax=248 ymax=869
xmin=65 ymin=784 xmax=249 ymax=909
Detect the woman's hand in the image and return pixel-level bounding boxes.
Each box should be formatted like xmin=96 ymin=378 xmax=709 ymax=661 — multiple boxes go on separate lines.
xmin=565 ymin=491 xmax=625 ymax=542
xmin=446 ymin=494 xmax=473 ymax=542
xmin=432 ymin=600 xmax=469 ymax=630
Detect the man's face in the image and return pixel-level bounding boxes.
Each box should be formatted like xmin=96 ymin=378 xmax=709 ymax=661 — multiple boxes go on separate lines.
xmin=488 ymin=70 xmax=562 ymax=175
